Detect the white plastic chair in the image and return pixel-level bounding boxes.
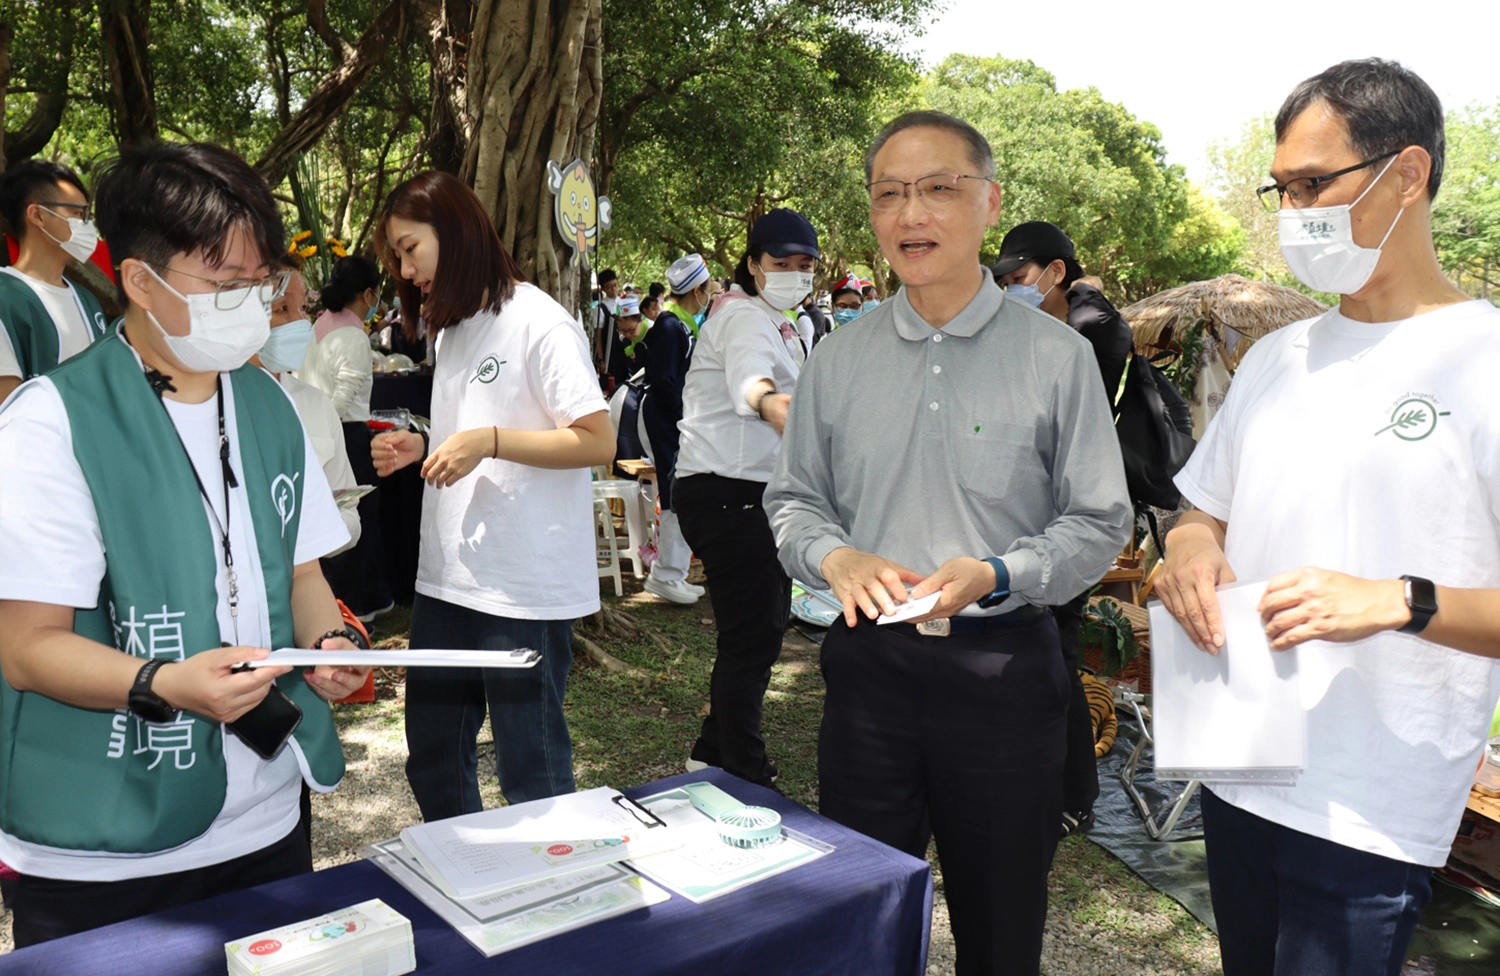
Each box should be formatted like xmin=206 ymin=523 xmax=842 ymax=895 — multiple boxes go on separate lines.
xmin=594 ymin=493 xmax=623 ymax=597
xmin=592 ymin=477 xmax=649 ymax=579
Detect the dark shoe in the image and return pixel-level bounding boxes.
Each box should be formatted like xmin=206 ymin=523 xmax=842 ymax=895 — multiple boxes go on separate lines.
xmin=1060 ymin=809 xmax=1095 ymax=838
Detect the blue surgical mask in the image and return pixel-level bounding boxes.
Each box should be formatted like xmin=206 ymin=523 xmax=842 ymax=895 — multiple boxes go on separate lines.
xmin=1006 ymin=274 xmax=1055 ymax=309
xmin=258 ymin=318 xmax=315 ymax=373
xmin=863 ymin=297 xmax=880 ymax=309
xmin=833 ymin=308 xmax=862 ymax=326
xmin=363 ymin=301 xmax=380 ymax=324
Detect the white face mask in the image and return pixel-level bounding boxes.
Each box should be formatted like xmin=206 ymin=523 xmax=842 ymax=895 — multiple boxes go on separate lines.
xmin=1278 ymin=155 xmax=1403 ymax=295
xmin=755 ymin=262 xmax=814 ymax=311
xmin=258 ymin=318 xmax=315 ymax=373
xmin=40 ymin=208 xmax=99 ymax=263
xmin=144 ymin=264 xmax=271 ymax=373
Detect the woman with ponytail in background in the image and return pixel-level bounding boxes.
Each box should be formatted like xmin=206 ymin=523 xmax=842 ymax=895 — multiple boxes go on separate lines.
xmin=303 ymin=255 xmax=392 ymax=622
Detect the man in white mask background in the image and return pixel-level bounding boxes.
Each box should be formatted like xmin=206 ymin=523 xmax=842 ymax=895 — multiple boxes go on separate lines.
xmin=1156 ymin=58 xmax=1500 ymax=976
xmin=0 ymin=159 xmax=112 ymax=403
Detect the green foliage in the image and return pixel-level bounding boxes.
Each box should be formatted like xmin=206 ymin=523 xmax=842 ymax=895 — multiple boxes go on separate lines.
xmin=1434 ymin=102 xmax=1500 ymax=301
xmin=918 ymin=55 xmax=1240 ymax=302
xmin=1081 ymin=597 xmax=1139 ymax=677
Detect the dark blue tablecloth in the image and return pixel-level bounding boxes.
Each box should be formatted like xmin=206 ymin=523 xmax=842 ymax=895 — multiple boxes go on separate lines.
xmin=0 ymin=770 xmax=931 ymax=975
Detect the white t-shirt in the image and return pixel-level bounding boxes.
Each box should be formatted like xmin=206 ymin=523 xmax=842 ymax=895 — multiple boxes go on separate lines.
xmin=301 ymin=322 xmax=373 ymax=423
xmin=676 ymin=293 xmax=800 ymax=483
xmin=1175 ymin=299 xmax=1500 ymax=867
xmin=417 ymin=284 xmax=608 ymax=619
xmin=279 ymin=371 xmax=361 ymax=554
xmin=0 ymin=266 xmax=95 ymax=379
xmin=0 ymin=344 xmax=349 ymax=881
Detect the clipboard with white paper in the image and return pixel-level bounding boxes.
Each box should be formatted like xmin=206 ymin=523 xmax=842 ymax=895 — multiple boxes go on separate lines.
xmin=1147 ymin=581 xmax=1305 ymax=784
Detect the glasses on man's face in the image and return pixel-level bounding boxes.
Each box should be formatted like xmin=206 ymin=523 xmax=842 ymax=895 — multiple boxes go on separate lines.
xmin=866 ymin=173 xmax=993 ymax=213
xmin=1255 ymin=152 xmax=1398 ymax=211
xmin=40 ymin=202 xmax=91 ymax=222
xmin=153 ymin=265 xmax=291 ymax=310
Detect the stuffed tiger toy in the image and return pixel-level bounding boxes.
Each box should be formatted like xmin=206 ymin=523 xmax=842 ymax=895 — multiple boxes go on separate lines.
xmin=1080 ymin=671 xmax=1117 ymax=757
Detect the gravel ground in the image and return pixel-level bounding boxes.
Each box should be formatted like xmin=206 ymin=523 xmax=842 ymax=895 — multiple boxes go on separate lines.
xmin=0 ymin=673 xmax=1223 ymax=974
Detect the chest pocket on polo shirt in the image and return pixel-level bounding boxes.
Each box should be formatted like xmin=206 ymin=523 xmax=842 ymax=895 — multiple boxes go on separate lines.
xmin=957 ymin=422 xmax=1039 ymax=504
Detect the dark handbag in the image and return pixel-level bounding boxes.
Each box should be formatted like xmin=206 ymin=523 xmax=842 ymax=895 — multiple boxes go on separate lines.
xmin=1113 ymin=356 xmax=1197 ymax=511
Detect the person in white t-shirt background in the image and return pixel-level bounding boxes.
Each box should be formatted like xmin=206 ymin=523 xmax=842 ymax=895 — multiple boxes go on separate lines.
xmin=302 ymin=254 xmax=392 ymax=624
xmin=1158 ymin=59 xmax=1500 ymax=976
xmin=370 ymin=171 xmax=614 ymax=819
xmin=254 ymin=256 xmax=362 ymax=554
xmin=0 ymin=159 xmax=110 ymax=403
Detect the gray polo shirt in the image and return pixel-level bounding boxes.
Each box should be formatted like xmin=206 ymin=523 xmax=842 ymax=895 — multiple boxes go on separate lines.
xmin=765 ymin=267 xmax=1131 ymax=614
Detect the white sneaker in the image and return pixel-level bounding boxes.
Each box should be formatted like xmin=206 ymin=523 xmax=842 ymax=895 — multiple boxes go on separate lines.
xmin=644 ymin=576 xmax=700 ymax=605
xmin=684 ymin=582 xmax=706 ymax=597
xmin=684 ymin=757 xmax=712 ymax=773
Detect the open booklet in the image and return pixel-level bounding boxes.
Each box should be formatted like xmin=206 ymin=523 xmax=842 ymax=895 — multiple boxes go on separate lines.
xmin=1148 ymin=580 xmax=1305 ymax=784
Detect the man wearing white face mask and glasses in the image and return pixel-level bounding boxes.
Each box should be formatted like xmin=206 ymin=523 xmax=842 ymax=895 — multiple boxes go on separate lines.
xmin=0 ymin=142 xmax=369 ymax=945
xmin=1157 ymin=59 xmax=1500 ymax=976
xmin=0 ymin=160 xmax=112 ymax=404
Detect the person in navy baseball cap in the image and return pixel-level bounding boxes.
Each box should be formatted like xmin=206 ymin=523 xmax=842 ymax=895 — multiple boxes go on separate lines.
xmin=747 ymin=208 xmax=821 ymax=260
xmin=734 ymin=208 xmax=820 ymax=313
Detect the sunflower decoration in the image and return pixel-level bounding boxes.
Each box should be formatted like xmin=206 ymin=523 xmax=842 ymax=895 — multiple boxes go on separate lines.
xmin=326 ymin=235 xmax=349 ymax=259
xmin=288 ymin=229 xmax=318 ymax=259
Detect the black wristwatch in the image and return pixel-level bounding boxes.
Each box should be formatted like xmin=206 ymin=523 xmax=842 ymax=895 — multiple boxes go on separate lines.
xmin=128 ymin=659 xmax=179 ymax=724
xmin=1398 ymin=575 xmax=1438 ymax=635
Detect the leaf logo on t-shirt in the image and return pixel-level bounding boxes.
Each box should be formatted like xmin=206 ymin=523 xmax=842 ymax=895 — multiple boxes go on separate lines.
xmin=471 ymin=355 xmax=506 ymax=384
xmin=1374 ymin=396 xmax=1450 ymax=442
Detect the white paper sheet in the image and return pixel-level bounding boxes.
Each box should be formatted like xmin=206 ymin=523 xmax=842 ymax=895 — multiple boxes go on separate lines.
xmin=242 ymin=649 xmax=541 ymax=668
xmin=398 ymin=787 xmax=682 ymax=899
xmin=1147 ymin=581 xmax=1305 ymax=783
xmin=875 ymin=590 xmax=940 ymax=625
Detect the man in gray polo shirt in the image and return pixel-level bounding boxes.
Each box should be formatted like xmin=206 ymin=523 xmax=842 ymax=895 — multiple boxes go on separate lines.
xmin=766 ymin=111 xmax=1131 ymax=975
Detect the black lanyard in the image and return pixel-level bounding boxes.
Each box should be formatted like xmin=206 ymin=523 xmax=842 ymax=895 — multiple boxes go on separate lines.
xmin=151 ymin=373 xmax=241 ymax=627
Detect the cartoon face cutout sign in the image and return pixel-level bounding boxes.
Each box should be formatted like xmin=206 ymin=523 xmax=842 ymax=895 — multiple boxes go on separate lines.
xmin=547 ymin=158 xmax=611 ymax=271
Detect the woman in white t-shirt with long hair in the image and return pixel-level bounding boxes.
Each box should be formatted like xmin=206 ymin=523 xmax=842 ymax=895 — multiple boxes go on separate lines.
xmin=370 ymin=172 xmax=614 ymax=817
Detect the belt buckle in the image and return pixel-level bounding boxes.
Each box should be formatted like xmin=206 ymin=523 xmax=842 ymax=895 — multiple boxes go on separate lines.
xmin=916 ymin=618 xmax=950 ymax=638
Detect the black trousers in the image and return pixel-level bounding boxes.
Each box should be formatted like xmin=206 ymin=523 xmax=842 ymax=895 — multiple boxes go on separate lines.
xmin=1050 ymin=593 xmax=1100 ymax=817
xmin=820 ymin=613 xmax=1068 ymax=976
xmin=321 ymin=420 xmax=392 ymax=616
xmin=675 ymin=474 xmax=791 ymax=787
xmin=10 ymin=821 xmax=312 ymax=948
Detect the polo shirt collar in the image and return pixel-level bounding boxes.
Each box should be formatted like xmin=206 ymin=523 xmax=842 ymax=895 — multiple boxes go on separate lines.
xmin=892 ymin=266 xmax=1003 ymax=341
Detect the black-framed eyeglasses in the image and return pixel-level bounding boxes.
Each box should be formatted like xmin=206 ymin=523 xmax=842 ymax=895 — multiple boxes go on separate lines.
xmin=866 ymin=173 xmax=994 ymax=212
xmin=611 ymin=794 xmax=667 ymax=828
xmin=1256 ymin=152 xmax=1399 ymax=211
xmin=39 ymin=201 xmax=92 ymax=222
xmin=151 ymin=264 xmax=291 ymax=310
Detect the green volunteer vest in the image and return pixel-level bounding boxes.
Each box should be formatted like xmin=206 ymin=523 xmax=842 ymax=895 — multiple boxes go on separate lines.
xmin=0 ymin=335 xmax=344 ymax=854
xmin=0 ymin=270 xmax=109 ymax=379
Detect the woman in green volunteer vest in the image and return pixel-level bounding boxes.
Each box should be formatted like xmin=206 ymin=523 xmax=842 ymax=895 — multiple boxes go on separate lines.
xmin=0 ymin=142 xmax=371 ymax=947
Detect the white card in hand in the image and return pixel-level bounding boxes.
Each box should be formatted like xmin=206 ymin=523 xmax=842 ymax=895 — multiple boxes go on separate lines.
xmin=876 ymin=591 xmax=940 ymax=625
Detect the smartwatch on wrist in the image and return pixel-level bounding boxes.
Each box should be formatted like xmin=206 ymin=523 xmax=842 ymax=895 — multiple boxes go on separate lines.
xmin=977 ymin=556 xmax=1012 ymax=610
xmin=1398 ymin=575 xmax=1438 ymax=634
xmin=128 ymin=659 xmax=179 ymax=724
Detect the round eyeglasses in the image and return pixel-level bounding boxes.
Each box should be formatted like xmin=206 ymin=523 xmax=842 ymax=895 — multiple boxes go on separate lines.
xmin=150 ymin=265 xmax=292 ymax=310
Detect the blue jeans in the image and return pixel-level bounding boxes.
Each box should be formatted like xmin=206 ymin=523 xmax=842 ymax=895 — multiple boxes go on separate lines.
xmin=1201 ymin=787 xmax=1433 ymax=976
xmin=404 ymin=594 xmax=576 ymax=820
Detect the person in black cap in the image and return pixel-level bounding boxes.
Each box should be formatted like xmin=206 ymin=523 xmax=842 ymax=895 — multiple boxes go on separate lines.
xmin=593 ymin=268 xmax=628 ymax=391
xmin=676 ymin=208 xmax=820 ymax=787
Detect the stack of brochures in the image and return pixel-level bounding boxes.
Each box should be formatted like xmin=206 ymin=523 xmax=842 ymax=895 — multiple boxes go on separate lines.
xmin=365 ymin=783 xmax=835 ymax=955
xmin=366 ymin=787 xmax=677 ymax=956
xmin=225 ymin=899 xmax=414 ymax=976
xmin=1148 ymin=581 xmax=1306 ymax=784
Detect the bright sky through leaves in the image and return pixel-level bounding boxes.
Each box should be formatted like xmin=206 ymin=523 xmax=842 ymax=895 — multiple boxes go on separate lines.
xmin=915 ymin=0 xmax=1500 ymax=182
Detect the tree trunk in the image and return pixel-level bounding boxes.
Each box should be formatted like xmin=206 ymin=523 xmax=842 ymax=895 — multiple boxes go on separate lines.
xmin=411 ymin=0 xmax=474 ymax=174
xmin=4 ymin=0 xmax=80 ymax=166
xmin=418 ymin=0 xmax=601 ymax=311
xmin=0 ymin=20 xmax=13 ymax=169
xmin=100 ymin=0 xmax=158 ymax=145
xmin=254 ymin=1 xmax=405 ymax=189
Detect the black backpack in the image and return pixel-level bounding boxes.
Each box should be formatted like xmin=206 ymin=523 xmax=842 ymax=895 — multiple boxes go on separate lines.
xmin=1112 ymin=355 xmax=1196 ymax=511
